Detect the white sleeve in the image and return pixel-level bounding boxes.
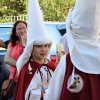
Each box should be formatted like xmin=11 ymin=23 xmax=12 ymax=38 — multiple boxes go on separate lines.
xmin=60 ymin=34 xmax=69 ymax=53
xmin=43 ymin=55 xmax=67 ymax=100
xmin=27 ymin=88 xmax=41 ymax=100
xmin=25 ymin=74 xmax=42 ymax=100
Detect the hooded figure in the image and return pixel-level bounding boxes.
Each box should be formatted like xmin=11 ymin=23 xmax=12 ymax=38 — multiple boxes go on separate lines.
xmin=13 ymin=0 xmax=55 ymax=100
xmin=41 ymin=0 xmax=100 ymax=100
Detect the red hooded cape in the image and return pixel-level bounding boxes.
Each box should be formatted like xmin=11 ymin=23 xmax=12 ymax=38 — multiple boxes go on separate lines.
xmin=14 ymin=60 xmax=55 ymax=100
xmin=60 ymin=53 xmax=100 ymax=100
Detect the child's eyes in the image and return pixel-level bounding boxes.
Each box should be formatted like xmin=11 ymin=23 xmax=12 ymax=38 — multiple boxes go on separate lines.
xmin=34 ymin=45 xmax=49 ymax=48
xmin=47 ymin=44 xmax=51 ymax=48
xmin=44 ymin=45 xmax=48 ymax=47
xmin=36 ymin=45 xmax=42 ymax=47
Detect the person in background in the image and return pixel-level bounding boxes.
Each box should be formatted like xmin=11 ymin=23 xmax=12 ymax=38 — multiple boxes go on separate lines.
xmin=0 ymin=39 xmax=5 ymax=91
xmin=0 ymin=62 xmax=4 ymax=92
xmin=60 ymin=33 xmax=68 ymax=54
xmin=4 ymin=20 xmax=27 ymax=100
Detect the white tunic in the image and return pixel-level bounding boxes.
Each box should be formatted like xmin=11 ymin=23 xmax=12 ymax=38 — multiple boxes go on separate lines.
xmin=44 ymin=55 xmax=66 ymax=100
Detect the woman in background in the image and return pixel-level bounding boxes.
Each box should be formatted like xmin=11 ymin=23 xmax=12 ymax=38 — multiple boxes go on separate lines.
xmin=4 ymin=20 xmax=27 ymax=100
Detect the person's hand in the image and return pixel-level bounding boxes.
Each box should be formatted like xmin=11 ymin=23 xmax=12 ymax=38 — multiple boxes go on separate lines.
xmin=21 ymin=34 xmax=27 ymax=47
xmin=40 ymin=76 xmax=48 ymax=89
xmin=56 ymin=50 xmax=66 ymax=66
xmin=56 ymin=51 xmax=60 ymax=66
xmin=40 ymin=76 xmax=48 ymax=96
xmin=61 ymin=51 xmax=66 ymax=55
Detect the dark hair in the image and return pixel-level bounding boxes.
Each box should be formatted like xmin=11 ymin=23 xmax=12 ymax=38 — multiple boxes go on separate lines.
xmin=9 ymin=20 xmax=27 ymax=47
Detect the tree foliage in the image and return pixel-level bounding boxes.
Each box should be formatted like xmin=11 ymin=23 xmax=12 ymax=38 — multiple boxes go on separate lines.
xmin=0 ymin=0 xmax=76 ymax=22
xmin=39 ymin=0 xmax=75 ymax=21
xmin=0 ymin=0 xmax=26 ymax=16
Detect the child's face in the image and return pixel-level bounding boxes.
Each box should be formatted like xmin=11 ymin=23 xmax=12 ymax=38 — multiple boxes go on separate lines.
xmin=32 ymin=44 xmax=51 ymax=62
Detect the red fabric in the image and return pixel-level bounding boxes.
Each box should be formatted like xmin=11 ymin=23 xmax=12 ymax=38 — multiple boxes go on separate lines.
xmin=47 ymin=61 xmax=56 ymax=71
xmin=14 ymin=60 xmax=55 ymax=100
xmin=14 ymin=61 xmax=38 ymax=100
xmin=60 ymin=53 xmax=100 ymax=100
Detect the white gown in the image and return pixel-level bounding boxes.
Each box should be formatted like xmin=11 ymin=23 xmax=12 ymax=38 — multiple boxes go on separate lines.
xmin=44 ymin=55 xmax=66 ymax=100
xmin=44 ymin=0 xmax=100 ymax=99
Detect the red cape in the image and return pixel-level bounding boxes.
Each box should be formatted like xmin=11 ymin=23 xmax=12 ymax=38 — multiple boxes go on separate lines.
xmin=60 ymin=53 xmax=100 ymax=100
xmin=14 ymin=60 xmax=55 ymax=100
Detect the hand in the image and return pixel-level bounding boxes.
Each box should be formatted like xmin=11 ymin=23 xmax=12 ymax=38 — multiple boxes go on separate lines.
xmin=56 ymin=51 xmax=60 ymax=66
xmin=40 ymin=76 xmax=48 ymax=89
xmin=21 ymin=34 xmax=27 ymax=47
xmin=61 ymin=51 xmax=66 ymax=55
xmin=56 ymin=51 xmax=66 ymax=66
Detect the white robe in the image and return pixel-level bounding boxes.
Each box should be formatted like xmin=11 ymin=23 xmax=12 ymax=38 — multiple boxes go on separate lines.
xmin=44 ymin=55 xmax=66 ymax=100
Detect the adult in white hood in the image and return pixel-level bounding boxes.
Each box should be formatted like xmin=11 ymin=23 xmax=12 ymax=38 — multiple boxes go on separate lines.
xmin=41 ymin=0 xmax=100 ymax=100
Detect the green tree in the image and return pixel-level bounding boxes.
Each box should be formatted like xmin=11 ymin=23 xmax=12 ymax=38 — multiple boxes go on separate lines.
xmin=0 ymin=0 xmax=26 ymax=16
xmin=0 ymin=0 xmax=76 ymax=22
xmin=39 ymin=0 xmax=75 ymax=21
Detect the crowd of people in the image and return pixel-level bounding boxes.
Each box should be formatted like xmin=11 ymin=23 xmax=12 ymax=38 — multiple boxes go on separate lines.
xmin=0 ymin=0 xmax=100 ymax=100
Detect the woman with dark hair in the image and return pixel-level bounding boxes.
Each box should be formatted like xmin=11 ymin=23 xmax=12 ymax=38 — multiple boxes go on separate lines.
xmin=4 ymin=20 xmax=27 ymax=100
xmin=9 ymin=20 xmax=27 ymax=47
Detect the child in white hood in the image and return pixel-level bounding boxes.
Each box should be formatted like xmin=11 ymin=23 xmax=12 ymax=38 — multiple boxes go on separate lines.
xmin=13 ymin=0 xmax=55 ymax=100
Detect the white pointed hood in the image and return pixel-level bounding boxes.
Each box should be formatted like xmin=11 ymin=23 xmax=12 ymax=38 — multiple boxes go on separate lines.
xmin=16 ymin=0 xmax=52 ymax=74
xmin=66 ymin=0 xmax=100 ymax=74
